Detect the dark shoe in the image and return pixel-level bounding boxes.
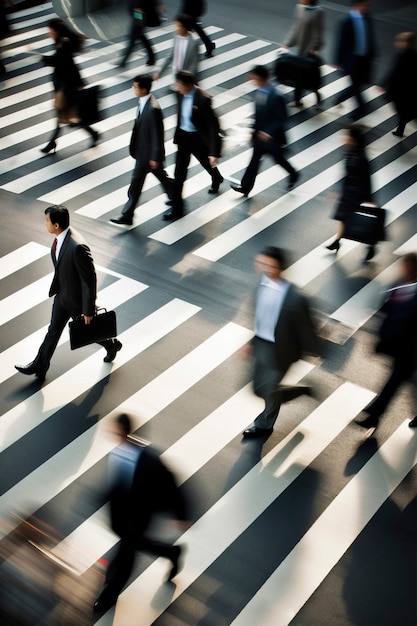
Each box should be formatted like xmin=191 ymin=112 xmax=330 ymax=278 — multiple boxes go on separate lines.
xmin=163 ymin=210 xmax=183 ymax=221
xmin=409 ymin=417 xmax=417 ymax=428
xmin=231 ymin=184 xmax=249 ymax=197
xmin=205 ymin=41 xmax=216 ymax=58
xmin=110 ymin=216 xmax=133 ymax=226
xmin=165 ymin=199 xmax=174 ymax=206
xmin=146 ymin=57 xmax=155 ymax=66
xmin=208 ymin=176 xmax=224 ymax=194
xmin=392 ymin=129 xmax=404 ymax=138
xmin=355 ymin=414 xmax=378 ymax=430
xmin=242 ymin=426 xmax=273 ymax=439
xmin=326 ymin=239 xmax=340 ymax=252
xmin=90 ymin=130 xmax=99 ymax=148
xmin=167 ymin=545 xmax=182 ymax=582
xmin=364 ymin=245 xmax=375 ymax=264
xmin=15 ymin=363 xmax=47 ymax=382
xmin=103 ymin=339 xmax=122 ymax=363
xmin=290 ymin=101 xmax=303 ymax=108
xmin=287 ymin=171 xmax=299 ymax=191
xmin=40 ymin=140 xmax=56 ymax=155
xmin=93 ymin=590 xmax=118 ymax=613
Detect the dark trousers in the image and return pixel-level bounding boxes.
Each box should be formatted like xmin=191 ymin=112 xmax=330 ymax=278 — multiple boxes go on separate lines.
xmin=241 ymin=138 xmax=297 ymax=193
xmin=32 ymin=296 xmax=114 ymax=375
xmin=173 ymin=130 xmax=222 ymax=211
xmin=121 ymin=161 xmax=173 ymax=219
xmin=103 ymin=535 xmax=178 ymax=599
xmin=191 ymin=18 xmax=212 ymax=53
xmin=335 ymin=56 xmax=371 ymax=118
xmin=365 ymin=353 xmax=415 ymax=421
xmin=252 ymin=337 xmax=283 ymax=430
xmin=120 ymin=21 xmax=155 ymax=66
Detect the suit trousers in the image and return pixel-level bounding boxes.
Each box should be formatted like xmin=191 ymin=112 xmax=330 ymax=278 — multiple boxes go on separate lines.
xmin=252 ymin=337 xmax=283 ymax=430
xmin=120 ymin=21 xmax=155 ymax=66
xmin=241 ymin=138 xmax=296 ymax=193
xmin=173 ymin=130 xmax=222 ymax=210
xmin=334 ymin=56 xmax=371 ymax=118
xmin=33 ymin=295 xmax=114 ymax=374
xmin=104 ymin=535 xmax=178 ymax=598
xmin=121 ymin=161 xmax=173 ymax=219
xmin=364 ymin=352 xmax=415 ymax=421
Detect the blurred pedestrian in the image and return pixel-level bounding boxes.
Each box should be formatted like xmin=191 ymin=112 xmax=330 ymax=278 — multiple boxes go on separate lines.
xmin=154 ymin=14 xmax=199 ymax=85
xmin=326 ymin=124 xmax=375 ymax=262
xmin=180 ymin=0 xmax=215 ymax=58
xmin=39 ymin=18 xmax=99 ymax=154
xmin=241 ymin=246 xmax=320 ymax=439
xmin=164 ymin=70 xmax=223 ymax=221
xmin=110 ymin=74 xmax=173 ymax=226
xmin=94 ymin=414 xmax=189 ymax=614
xmin=379 ymin=31 xmax=417 ymax=138
xmin=231 ymin=65 xmax=299 ymax=198
xmin=333 ymin=0 xmax=376 ymax=120
xmin=14 ymin=205 xmax=122 ymax=382
xmin=0 ymin=0 xmax=11 ymax=77
xmin=282 ymin=0 xmax=325 ymax=107
xmin=355 ymin=252 xmax=417 ymax=431
xmin=119 ymin=0 xmax=162 ymax=68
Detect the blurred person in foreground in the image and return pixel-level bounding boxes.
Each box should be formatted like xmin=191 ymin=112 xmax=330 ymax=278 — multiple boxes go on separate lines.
xmin=355 ymin=252 xmax=417 ymax=432
xmin=94 ymin=413 xmax=189 ymax=614
xmin=241 ymin=246 xmax=320 ymax=439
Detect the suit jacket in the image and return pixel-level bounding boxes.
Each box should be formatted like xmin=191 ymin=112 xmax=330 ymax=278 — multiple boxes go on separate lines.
xmin=254 ymin=282 xmax=320 ymax=376
xmin=109 ymin=444 xmax=188 ymax=538
xmin=254 ymin=86 xmax=288 ymax=146
xmin=334 ymin=12 xmax=376 ymax=75
xmin=129 ymin=94 xmax=166 ymax=165
xmin=284 ymin=3 xmax=324 ymax=56
xmin=376 ymin=284 xmax=417 ymax=360
xmin=42 ymin=37 xmax=83 ymax=94
xmin=174 ymin=87 xmax=222 ymax=157
xmin=49 ymin=228 xmax=97 ymax=318
xmin=158 ymin=33 xmax=199 ymax=79
xmin=381 ymin=48 xmax=417 ymax=122
xmin=181 ymin=0 xmax=206 ymax=18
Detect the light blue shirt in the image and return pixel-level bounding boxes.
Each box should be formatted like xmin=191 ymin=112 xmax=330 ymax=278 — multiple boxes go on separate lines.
xmin=180 ymin=88 xmax=197 ymax=132
xmin=350 ymin=10 xmax=367 ymax=56
xmin=255 ymin=276 xmax=290 ymax=343
xmin=108 ymin=441 xmax=142 ymax=492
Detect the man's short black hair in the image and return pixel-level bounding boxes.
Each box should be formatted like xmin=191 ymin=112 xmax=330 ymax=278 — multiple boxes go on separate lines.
xmin=250 ymin=65 xmax=269 ymax=80
xmin=133 ymin=74 xmax=153 ymax=92
xmin=260 ymin=246 xmax=287 ymax=270
xmin=45 ymin=205 xmax=70 ymax=229
xmin=175 ymin=70 xmax=195 ymax=85
xmin=175 ymin=13 xmax=193 ymax=30
xmin=115 ymin=413 xmax=132 ymax=436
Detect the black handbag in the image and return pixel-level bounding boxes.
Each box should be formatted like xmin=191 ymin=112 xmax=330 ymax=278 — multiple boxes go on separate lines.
xmin=69 ymin=308 xmax=117 ymax=350
xmin=76 ymin=85 xmax=102 ymax=125
xmin=343 ymin=202 xmax=386 ymax=245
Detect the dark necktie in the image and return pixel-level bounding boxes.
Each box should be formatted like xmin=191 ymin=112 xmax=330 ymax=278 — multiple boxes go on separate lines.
xmin=52 ymin=238 xmax=57 ymax=263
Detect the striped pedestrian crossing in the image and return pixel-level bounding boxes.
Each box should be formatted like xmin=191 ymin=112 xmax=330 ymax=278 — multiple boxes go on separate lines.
xmin=0 ymin=2 xmax=416 ymax=625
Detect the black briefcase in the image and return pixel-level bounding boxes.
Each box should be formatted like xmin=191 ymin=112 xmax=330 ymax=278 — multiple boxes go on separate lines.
xmin=343 ymin=202 xmax=386 ymax=245
xmin=69 ymin=309 xmax=117 ymax=350
xmin=77 ymin=85 xmax=102 ymax=125
xmin=274 ymin=53 xmax=322 ymax=91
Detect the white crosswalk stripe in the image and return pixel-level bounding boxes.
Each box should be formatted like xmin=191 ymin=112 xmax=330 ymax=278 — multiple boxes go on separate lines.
xmin=0 ymin=3 xmax=416 ymax=625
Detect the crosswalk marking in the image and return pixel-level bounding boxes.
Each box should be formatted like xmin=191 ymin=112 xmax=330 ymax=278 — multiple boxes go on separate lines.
xmin=0 ymin=242 xmax=48 ymax=279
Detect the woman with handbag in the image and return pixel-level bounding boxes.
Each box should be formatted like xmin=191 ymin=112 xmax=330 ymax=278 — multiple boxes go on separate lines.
xmin=40 ymin=18 xmax=99 ymax=155
xmin=326 ymin=124 xmax=375 ymax=263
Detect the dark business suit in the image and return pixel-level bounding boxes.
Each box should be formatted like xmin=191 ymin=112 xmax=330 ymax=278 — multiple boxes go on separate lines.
xmin=252 ymin=283 xmax=320 ymax=430
xmin=32 ymin=228 xmax=115 ymax=376
xmin=240 ymin=85 xmax=297 ymax=195
xmin=381 ymin=47 xmax=417 ymax=136
xmin=121 ymin=95 xmax=172 ymax=220
xmin=333 ymin=10 xmax=376 ymax=118
xmin=172 ymin=86 xmax=223 ymax=214
xmin=100 ymin=444 xmax=188 ymax=603
xmin=120 ymin=0 xmax=160 ymax=67
xmin=181 ymin=0 xmax=213 ymax=56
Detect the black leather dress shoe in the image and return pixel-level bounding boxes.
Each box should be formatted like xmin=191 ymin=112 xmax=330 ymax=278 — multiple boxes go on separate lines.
xmin=15 ymin=362 xmax=38 ymax=376
xmin=93 ymin=591 xmax=118 ymax=613
xmin=110 ymin=216 xmax=133 ymax=226
xmin=231 ymin=184 xmax=249 ymax=197
xmin=163 ymin=210 xmax=183 ymax=221
xmin=242 ymin=426 xmax=273 ymax=439
xmin=103 ymin=340 xmax=122 ymax=363
xmin=167 ymin=545 xmax=182 ymax=581
xmin=205 ymin=41 xmax=216 ymax=58
xmin=355 ymin=414 xmax=378 ymax=430
xmin=208 ymin=176 xmax=224 ymax=194
xmin=287 ymin=171 xmax=300 ymax=191
xmin=409 ymin=416 xmax=417 ymax=428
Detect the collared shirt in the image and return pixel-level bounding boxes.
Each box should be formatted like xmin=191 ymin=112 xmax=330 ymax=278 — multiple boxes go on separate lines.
xmin=108 ymin=441 xmax=143 ymax=493
xmin=55 ymin=227 xmax=69 ymax=260
xmin=137 ymin=94 xmax=150 ymax=117
xmin=350 ymin=9 xmax=367 ymax=56
xmin=173 ymin=35 xmax=189 ymax=71
xmin=180 ymin=88 xmax=197 ymax=132
xmin=254 ymin=276 xmax=290 ymax=343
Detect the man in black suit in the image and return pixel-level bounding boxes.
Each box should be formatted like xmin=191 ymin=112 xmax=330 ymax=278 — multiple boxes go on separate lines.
xmin=15 ymin=205 xmax=122 ymax=382
xmin=333 ymin=0 xmax=376 ymax=120
xmin=94 ymin=414 xmax=189 ymax=613
xmin=164 ymin=70 xmax=223 ymax=221
xmin=231 ymin=65 xmax=299 ymax=198
xmin=180 ymin=0 xmax=215 ymax=58
xmin=242 ymin=246 xmax=320 ymax=439
xmin=119 ymin=0 xmax=161 ymax=67
xmin=356 ymin=252 xmax=417 ymax=431
xmin=110 ymin=74 xmax=173 ymax=226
